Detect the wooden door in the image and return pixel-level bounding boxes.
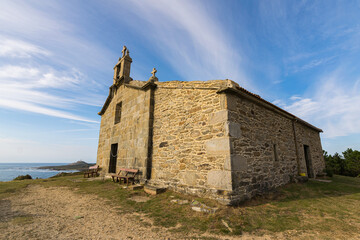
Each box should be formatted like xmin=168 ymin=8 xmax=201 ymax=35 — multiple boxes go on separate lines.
xmin=109 ymin=143 xmax=118 ymax=173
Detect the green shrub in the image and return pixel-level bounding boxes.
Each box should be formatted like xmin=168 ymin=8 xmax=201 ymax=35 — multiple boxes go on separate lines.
xmin=323 ymin=149 xmax=360 ymax=177
xmin=13 ymin=174 xmax=32 ymax=180
xmin=324 ymin=167 xmax=334 ymax=177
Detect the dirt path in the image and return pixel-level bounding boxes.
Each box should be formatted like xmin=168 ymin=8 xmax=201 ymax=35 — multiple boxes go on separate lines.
xmin=1 ymin=184 xmax=333 ymax=240
xmin=0 ymin=185 xmax=181 ymax=240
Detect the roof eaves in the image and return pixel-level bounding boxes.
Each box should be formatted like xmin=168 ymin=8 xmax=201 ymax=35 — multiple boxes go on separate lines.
xmin=217 ymin=87 xmax=323 ymax=132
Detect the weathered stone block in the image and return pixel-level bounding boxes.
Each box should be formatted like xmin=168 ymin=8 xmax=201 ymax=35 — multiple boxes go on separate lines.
xmin=205 ymin=138 xmax=230 ymax=155
xmin=226 ymin=95 xmax=238 ymax=111
xmin=224 ymin=155 xmax=231 ymax=171
xmin=181 ymin=171 xmax=197 ymax=185
xmin=129 ymin=184 xmax=144 ymax=190
xmin=207 ymin=170 xmax=232 ymax=190
xmin=231 ymin=155 xmax=247 ymax=172
xmin=144 ymin=185 xmax=167 ymax=195
xmin=209 ymin=110 xmax=228 ymax=124
xmin=225 ymin=122 xmax=241 ymax=138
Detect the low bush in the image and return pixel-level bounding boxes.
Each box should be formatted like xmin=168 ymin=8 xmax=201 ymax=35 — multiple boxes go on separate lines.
xmin=13 ymin=174 xmax=32 ymax=180
xmin=324 ymin=167 xmax=334 ymax=177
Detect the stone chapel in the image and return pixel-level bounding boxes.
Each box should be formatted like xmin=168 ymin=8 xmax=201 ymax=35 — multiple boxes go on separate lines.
xmin=96 ymin=47 xmax=325 ymax=204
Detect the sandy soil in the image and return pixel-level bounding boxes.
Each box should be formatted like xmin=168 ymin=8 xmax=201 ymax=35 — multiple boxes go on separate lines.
xmin=0 ymin=185 xmax=184 ymax=240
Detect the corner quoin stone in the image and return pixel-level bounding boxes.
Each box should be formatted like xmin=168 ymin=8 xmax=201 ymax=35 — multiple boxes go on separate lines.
xmin=209 ymin=110 xmax=228 ymax=124
xmin=205 ymin=138 xmax=230 ymax=155
xmin=231 ymin=155 xmax=247 ymax=172
xmin=207 ymin=170 xmax=232 ymax=190
xmin=225 ymin=122 xmax=241 ymax=138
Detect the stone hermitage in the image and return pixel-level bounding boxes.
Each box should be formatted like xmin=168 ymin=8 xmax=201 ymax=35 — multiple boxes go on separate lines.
xmin=96 ymin=47 xmax=325 ymax=205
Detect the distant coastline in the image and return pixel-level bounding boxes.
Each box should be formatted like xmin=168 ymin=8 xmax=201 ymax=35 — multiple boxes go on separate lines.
xmin=0 ymin=163 xmax=82 ymax=182
xmin=37 ymin=161 xmax=95 ymax=171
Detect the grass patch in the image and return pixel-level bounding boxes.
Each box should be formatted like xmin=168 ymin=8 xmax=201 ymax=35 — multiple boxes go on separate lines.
xmin=0 ymin=180 xmax=32 ymax=200
xmin=1 ymin=175 xmax=359 ymax=237
xmin=12 ymin=215 xmax=34 ymax=225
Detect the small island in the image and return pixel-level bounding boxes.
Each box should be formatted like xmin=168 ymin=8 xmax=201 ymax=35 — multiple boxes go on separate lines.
xmin=37 ymin=160 xmax=95 ymax=171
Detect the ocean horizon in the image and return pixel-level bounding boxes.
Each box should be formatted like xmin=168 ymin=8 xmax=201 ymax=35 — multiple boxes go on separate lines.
xmin=0 ymin=163 xmax=80 ymax=182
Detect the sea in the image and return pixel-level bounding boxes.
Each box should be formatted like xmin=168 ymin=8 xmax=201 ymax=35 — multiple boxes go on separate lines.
xmin=0 ymin=163 xmax=79 ymax=182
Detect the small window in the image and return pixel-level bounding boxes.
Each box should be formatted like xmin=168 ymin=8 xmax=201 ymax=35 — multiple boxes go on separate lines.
xmin=114 ymin=102 xmax=122 ymax=124
xmin=273 ymin=144 xmax=278 ymax=161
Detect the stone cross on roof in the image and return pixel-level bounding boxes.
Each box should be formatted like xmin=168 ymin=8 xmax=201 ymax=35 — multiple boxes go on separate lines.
xmin=122 ymin=46 xmax=127 ymax=57
xmin=151 ymin=68 xmax=157 ymax=77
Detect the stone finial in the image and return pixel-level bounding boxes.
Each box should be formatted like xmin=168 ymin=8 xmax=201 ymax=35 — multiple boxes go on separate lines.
xmin=226 ymin=79 xmax=239 ymax=89
xmin=151 ymin=68 xmax=157 ymax=77
xmin=148 ymin=67 xmax=158 ymax=82
xmin=122 ymin=45 xmax=127 ymax=57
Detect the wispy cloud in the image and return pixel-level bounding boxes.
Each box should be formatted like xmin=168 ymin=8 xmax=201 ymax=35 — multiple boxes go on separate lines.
xmin=0 ymin=36 xmax=50 ymax=58
xmin=0 ymin=65 xmax=81 ymax=89
xmin=0 ymin=0 xmax=110 ymax=124
xmin=0 ymin=64 xmax=100 ymax=123
xmin=109 ymin=0 xmax=253 ymax=89
xmin=0 ymin=99 xmax=98 ymax=123
xmin=284 ymin=68 xmax=360 ymax=138
xmin=291 ymin=57 xmax=335 ymax=73
xmin=52 ymin=129 xmax=98 ymax=133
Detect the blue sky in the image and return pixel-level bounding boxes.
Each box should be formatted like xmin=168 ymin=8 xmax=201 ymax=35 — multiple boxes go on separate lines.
xmin=1 ymin=0 xmax=359 ymax=163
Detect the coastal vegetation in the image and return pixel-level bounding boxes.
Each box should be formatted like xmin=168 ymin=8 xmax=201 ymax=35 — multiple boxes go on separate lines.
xmin=1 ymin=173 xmax=359 ymax=238
xmin=13 ymin=175 xmax=32 ymax=181
xmin=324 ymin=148 xmax=360 ymax=177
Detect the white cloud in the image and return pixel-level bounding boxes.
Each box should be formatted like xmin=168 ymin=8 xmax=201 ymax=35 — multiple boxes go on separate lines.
xmin=0 ymin=65 xmax=82 ymax=89
xmin=0 ymin=99 xmax=98 ymax=123
xmin=0 ymin=65 xmax=39 ymax=79
xmin=0 ymin=37 xmax=50 ymax=58
xmin=0 ymin=64 xmax=100 ymax=123
xmin=284 ymin=71 xmax=360 ymax=138
xmin=272 ymin=99 xmax=286 ymax=107
xmin=0 ymin=1 xmax=114 ymax=125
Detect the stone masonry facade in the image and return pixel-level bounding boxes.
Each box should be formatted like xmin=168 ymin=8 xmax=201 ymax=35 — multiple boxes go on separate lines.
xmin=96 ymin=47 xmax=325 ymax=205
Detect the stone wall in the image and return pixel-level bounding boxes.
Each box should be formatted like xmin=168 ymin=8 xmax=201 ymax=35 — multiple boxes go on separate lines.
xmin=150 ymin=81 xmax=233 ymax=204
xmin=294 ymin=122 xmax=325 ymax=177
xmin=96 ymin=77 xmax=324 ymax=205
xmin=226 ymin=91 xmax=324 ymax=203
xmin=96 ymin=83 xmax=152 ymax=178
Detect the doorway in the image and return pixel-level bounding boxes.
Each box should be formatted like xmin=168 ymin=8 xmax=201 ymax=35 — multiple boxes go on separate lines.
xmin=303 ymin=145 xmax=313 ymax=178
xmin=109 ymin=143 xmax=118 ymax=173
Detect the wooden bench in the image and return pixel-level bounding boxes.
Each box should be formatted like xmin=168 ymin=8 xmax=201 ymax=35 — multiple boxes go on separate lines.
xmin=110 ymin=168 xmax=138 ymax=185
xmin=84 ymin=165 xmax=100 ymax=178
xmin=110 ymin=168 xmax=127 ymax=183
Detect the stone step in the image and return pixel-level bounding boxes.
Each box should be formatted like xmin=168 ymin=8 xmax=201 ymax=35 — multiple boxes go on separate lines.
xmin=129 ymin=184 xmax=144 ymax=190
xmin=144 ymin=185 xmax=167 ymax=195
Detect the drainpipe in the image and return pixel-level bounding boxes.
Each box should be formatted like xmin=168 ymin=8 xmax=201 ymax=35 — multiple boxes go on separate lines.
xmin=146 ymin=86 xmax=155 ymax=180
xmin=292 ymin=119 xmax=301 ymax=175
